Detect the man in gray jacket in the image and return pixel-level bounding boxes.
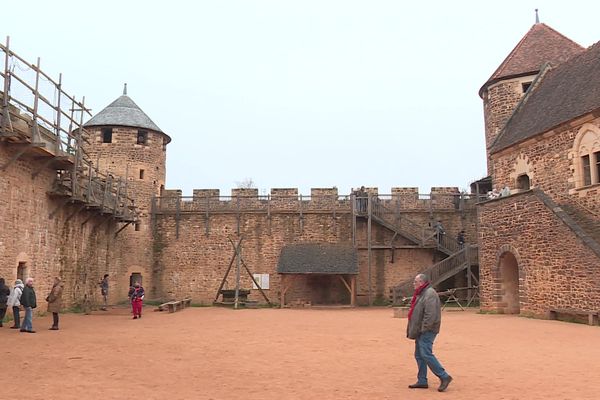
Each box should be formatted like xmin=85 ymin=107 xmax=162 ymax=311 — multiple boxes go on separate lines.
xmin=406 ymin=273 xmax=452 ymax=392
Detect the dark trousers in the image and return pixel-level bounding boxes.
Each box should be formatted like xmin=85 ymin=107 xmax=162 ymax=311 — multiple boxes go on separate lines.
xmin=12 ymin=306 xmax=20 ymax=328
xmin=0 ymin=307 xmax=6 ymax=326
xmin=52 ymin=312 xmax=59 ymax=328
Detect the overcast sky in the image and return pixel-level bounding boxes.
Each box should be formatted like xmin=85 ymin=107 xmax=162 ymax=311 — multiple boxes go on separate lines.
xmin=3 ymin=1 xmax=600 ymax=196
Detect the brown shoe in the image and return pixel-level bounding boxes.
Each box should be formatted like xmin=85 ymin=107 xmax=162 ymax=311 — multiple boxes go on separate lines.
xmin=49 ymin=326 xmax=59 ymax=330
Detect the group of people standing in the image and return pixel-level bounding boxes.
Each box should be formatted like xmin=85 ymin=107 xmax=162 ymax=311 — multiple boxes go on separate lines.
xmin=0 ymin=277 xmax=63 ymax=333
xmin=0 ymin=274 xmax=146 ymax=331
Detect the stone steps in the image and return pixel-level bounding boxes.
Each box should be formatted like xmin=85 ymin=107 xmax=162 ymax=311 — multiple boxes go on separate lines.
xmin=560 ymin=203 xmax=600 ymax=245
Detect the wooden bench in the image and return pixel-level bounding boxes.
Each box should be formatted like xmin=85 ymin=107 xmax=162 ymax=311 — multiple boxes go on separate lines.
xmin=548 ymin=308 xmax=599 ymax=326
xmin=158 ymin=298 xmax=192 ymax=313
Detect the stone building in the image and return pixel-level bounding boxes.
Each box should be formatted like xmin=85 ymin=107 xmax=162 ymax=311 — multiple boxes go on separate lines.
xmin=477 ymin=22 xmax=600 ymax=317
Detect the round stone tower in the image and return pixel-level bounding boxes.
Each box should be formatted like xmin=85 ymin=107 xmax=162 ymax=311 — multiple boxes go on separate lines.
xmin=83 ymin=84 xmax=171 ymax=297
xmin=479 ymin=22 xmax=583 ymax=177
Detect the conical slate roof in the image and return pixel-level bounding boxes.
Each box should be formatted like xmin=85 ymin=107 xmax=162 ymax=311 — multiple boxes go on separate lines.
xmin=479 ymin=23 xmax=584 ymax=97
xmin=85 ymin=93 xmax=163 ymax=134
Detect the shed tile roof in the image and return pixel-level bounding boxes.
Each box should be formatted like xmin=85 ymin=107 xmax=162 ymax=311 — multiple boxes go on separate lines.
xmin=277 ymin=243 xmax=358 ymax=274
xmin=491 ymin=40 xmax=600 ymax=153
xmin=85 ymin=95 xmax=164 ymax=134
xmin=480 ymin=23 xmax=583 ymax=97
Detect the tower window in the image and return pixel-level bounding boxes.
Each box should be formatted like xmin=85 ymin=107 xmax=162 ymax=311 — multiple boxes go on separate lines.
xmin=135 ymin=222 xmax=141 ymax=231
xmin=573 ymin=126 xmax=600 ymax=188
xmin=162 ymin=138 xmax=167 ymax=152
xmin=137 ymin=130 xmax=148 ymax=145
xmin=516 ymin=174 xmax=530 ymax=190
xmin=582 ymin=155 xmax=591 ymax=186
xmin=139 ymin=169 xmax=145 ymax=180
xmin=102 ymin=128 xmax=113 ymax=143
xmin=595 ymin=151 xmax=600 ymax=184
xmin=521 ymin=82 xmax=532 ymax=93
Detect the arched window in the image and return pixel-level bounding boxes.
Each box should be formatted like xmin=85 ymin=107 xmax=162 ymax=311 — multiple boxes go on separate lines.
xmin=573 ymin=125 xmax=600 ymax=188
xmin=517 ymin=174 xmax=530 ymax=190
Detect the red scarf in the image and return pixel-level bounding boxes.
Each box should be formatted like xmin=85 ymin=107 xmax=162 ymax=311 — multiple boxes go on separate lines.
xmin=408 ymin=281 xmax=430 ymax=320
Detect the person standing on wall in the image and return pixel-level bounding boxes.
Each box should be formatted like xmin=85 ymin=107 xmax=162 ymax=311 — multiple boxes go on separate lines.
xmin=0 ymin=278 xmax=10 ymax=327
xmin=406 ymin=273 xmax=453 ymax=392
xmin=128 ymin=282 xmax=145 ymax=319
xmin=20 ymin=277 xmax=37 ymax=333
xmin=46 ymin=277 xmax=64 ymax=330
xmin=7 ymin=279 xmax=24 ymax=329
xmin=456 ymin=230 xmax=466 ymax=248
xmin=99 ymin=274 xmax=109 ymax=311
xmin=433 ymin=220 xmax=446 ymax=245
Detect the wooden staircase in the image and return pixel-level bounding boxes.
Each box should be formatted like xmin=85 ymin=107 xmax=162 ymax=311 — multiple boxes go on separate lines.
xmin=390 ymin=244 xmax=479 ymax=305
xmin=370 ymin=198 xmax=459 ymax=256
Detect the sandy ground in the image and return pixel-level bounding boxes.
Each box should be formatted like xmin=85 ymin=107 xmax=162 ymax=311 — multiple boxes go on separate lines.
xmin=1 ymin=306 xmax=599 ymax=400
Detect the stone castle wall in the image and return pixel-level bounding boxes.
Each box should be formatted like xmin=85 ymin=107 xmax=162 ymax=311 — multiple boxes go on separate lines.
xmin=153 ymin=186 xmax=478 ymax=305
xmin=478 ymin=191 xmax=600 ymax=316
xmin=491 ymin=118 xmax=600 ymax=214
xmin=0 ymin=145 xmax=135 ymax=310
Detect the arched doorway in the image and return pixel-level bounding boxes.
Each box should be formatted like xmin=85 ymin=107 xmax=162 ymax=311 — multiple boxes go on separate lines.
xmin=498 ymin=252 xmax=520 ymax=314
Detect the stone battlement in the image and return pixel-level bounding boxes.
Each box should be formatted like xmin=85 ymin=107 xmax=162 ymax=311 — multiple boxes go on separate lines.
xmin=155 ymin=187 xmax=478 ymax=214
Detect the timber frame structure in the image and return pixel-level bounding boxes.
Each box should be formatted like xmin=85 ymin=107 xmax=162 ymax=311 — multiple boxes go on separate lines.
xmin=0 ymin=36 xmax=138 ymax=226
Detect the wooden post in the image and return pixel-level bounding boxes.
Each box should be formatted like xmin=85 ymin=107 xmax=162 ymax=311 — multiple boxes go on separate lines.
xmin=205 ymin=195 xmax=210 ymax=236
xmin=351 ymin=275 xmax=356 ymax=307
xmin=31 ymin=57 xmax=41 ymax=142
xmin=267 ymin=194 xmax=271 ymax=235
xmin=351 ymin=193 xmax=356 ymax=247
xmin=367 ymin=194 xmax=372 ymax=306
xmin=280 ymin=275 xmax=285 ymax=308
xmin=280 ymin=275 xmax=295 ymax=309
xmin=175 ymin=195 xmax=181 ymax=239
xmin=234 ymin=241 xmax=241 ymax=309
xmin=236 ymin=195 xmax=240 ymax=235
xmin=299 ymin=194 xmax=303 ymax=234
xmin=55 ymin=73 xmax=62 ymax=153
xmin=1 ymin=37 xmax=13 ymax=133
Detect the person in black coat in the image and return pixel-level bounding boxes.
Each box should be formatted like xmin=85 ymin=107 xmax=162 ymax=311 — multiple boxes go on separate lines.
xmin=0 ymin=278 xmax=10 ymax=327
xmin=20 ymin=277 xmax=37 ymax=333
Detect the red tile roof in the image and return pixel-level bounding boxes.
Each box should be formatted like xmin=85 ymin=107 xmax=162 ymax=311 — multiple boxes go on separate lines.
xmin=479 ymin=23 xmax=584 ymax=97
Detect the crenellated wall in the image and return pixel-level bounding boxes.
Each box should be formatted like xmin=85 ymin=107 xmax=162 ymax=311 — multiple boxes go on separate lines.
xmin=152 ymin=186 xmax=478 ymax=304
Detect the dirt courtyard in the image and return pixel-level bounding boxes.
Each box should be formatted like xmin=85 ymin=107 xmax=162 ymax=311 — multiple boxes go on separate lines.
xmin=2 ymin=306 xmax=599 ymax=400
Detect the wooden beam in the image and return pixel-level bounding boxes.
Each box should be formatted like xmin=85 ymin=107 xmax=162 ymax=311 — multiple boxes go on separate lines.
xmin=213 ymin=236 xmax=243 ymax=303
xmin=280 ymin=274 xmax=296 ymax=309
xmin=114 ymin=221 xmax=133 ymax=237
xmin=339 ymin=275 xmax=351 ymax=293
xmin=240 ymin=258 xmax=271 ymax=306
xmin=351 ymin=275 xmax=356 ymax=307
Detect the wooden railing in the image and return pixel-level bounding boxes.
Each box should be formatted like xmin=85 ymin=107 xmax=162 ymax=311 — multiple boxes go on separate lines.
xmin=370 ymin=197 xmax=434 ymax=246
xmin=1 ymin=37 xmax=137 ymax=222
xmin=391 ymin=244 xmax=478 ymax=304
